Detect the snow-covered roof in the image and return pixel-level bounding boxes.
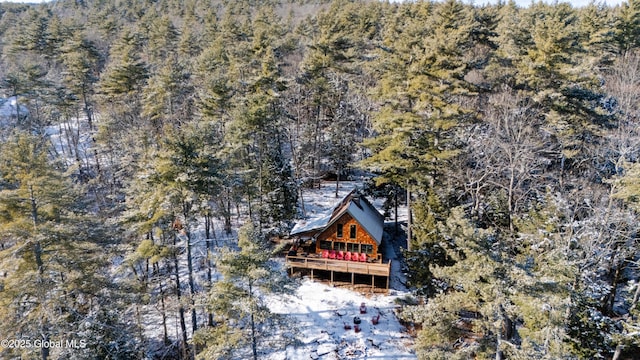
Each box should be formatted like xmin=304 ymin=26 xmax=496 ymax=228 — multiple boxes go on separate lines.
xmin=291 ymin=190 xmax=384 ymax=245
xmin=290 ymin=211 xmax=333 ymax=236
xmin=345 ymin=196 xmax=384 ymax=244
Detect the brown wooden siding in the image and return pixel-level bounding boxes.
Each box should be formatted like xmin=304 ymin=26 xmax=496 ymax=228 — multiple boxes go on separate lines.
xmin=314 ymin=213 xmax=379 ymax=256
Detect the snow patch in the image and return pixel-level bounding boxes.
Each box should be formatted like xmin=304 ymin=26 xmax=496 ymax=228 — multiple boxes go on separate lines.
xmin=0 ymin=96 xmax=28 ymax=119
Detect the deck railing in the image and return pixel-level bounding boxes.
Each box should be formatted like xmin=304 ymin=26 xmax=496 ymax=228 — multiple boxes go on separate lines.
xmin=285 ymin=255 xmax=391 ymax=277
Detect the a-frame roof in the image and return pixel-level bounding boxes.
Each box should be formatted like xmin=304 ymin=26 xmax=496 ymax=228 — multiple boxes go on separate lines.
xmin=291 ymin=190 xmax=384 ymax=245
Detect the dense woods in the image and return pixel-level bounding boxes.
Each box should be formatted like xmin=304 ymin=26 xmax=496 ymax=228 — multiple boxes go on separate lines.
xmin=0 ymin=0 xmax=639 ymax=358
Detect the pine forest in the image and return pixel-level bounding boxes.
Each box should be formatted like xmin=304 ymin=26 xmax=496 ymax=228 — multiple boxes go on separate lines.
xmin=0 ymin=0 xmax=639 ymax=359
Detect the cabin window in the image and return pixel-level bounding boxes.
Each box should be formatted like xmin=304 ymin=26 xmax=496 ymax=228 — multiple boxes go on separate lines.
xmin=319 ymin=240 xmax=332 ymax=250
xmin=333 ymin=242 xmax=346 ymax=251
xmin=349 ymin=225 xmax=357 ymax=239
xmin=336 ymin=224 xmax=343 ymax=238
xmin=347 ymin=243 xmax=359 ymax=253
xmin=361 ymin=244 xmax=373 ymax=254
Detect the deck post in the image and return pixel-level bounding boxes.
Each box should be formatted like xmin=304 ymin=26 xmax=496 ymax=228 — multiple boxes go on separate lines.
xmin=331 ymin=270 xmax=334 ymax=286
xmin=311 ymin=269 xmax=314 ymax=281
xmin=371 ymin=275 xmax=375 ymax=291
xmin=351 ymin=272 xmax=354 ymax=286
xmin=386 ymin=276 xmax=389 ymax=291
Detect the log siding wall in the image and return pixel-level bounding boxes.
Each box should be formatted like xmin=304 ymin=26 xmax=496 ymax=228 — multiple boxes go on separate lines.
xmin=314 ymin=213 xmax=379 ymax=256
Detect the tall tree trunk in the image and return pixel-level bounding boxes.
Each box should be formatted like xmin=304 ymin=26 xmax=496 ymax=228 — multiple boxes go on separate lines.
xmin=249 ymin=282 xmax=258 ymax=360
xmin=247 ymin=191 xmax=253 ymax=224
xmin=204 ymin=212 xmax=211 ymax=240
xmin=204 ymin=214 xmax=215 ymax=326
xmin=335 ymin=168 xmax=340 ymax=198
xmin=82 ymin=86 xmax=93 ymax=130
xmin=159 ymin=278 xmax=169 ymax=345
xmin=40 ymin=328 xmax=50 ymax=360
xmin=34 ymin=241 xmax=44 ymax=275
xmin=29 ymin=185 xmax=38 ymax=228
xmin=312 ymin=105 xmax=321 ymax=189
xmin=508 ymin=166 xmax=515 ymax=235
xmin=184 ymin=229 xmax=198 ymax=333
xmin=15 ymin=94 xmax=20 ymax=122
xmin=559 ymin=153 xmax=565 ymax=191
xmin=257 ymin=141 xmax=264 ymax=232
xmin=406 ymin=184 xmax=412 ymax=252
xmin=135 ymin=304 xmax=145 ymax=358
xmin=394 ymin=187 xmax=399 ymax=236
xmin=251 ymin=311 xmax=257 ymax=360
xmin=173 ymin=236 xmax=189 ymax=359
xmin=287 ymin=131 xmax=306 ymax=217
xmin=29 ymin=185 xmax=45 ymax=276
xmin=603 ymin=263 xmax=622 ymax=315
xmin=222 ymin=190 xmax=232 ymax=234
xmin=495 ymin=308 xmax=502 ymax=360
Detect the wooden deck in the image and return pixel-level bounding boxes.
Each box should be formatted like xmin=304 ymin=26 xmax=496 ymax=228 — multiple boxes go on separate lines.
xmin=285 ymin=255 xmax=391 ymax=290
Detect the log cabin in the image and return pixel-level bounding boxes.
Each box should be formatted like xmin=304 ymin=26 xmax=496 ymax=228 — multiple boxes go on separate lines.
xmin=287 ymin=190 xmax=390 ymax=291
xmin=290 ymin=190 xmax=384 ymax=262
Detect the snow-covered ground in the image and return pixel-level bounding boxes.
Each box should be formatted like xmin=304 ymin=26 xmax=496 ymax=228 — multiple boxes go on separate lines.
xmin=266 ymin=280 xmax=415 ymax=359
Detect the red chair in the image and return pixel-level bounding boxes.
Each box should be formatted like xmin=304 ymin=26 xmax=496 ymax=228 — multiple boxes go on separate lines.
xmin=321 ymin=250 xmax=329 ymax=258
xmin=329 ymin=250 xmax=336 ymax=259
xmin=351 ymin=252 xmax=360 ymax=261
xmin=337 ymin=251 xmax=344 ymax=260
xmin=359 ymin=253 xmax=367 ymax=262
xmin=345 ymin=252 xmax=352 ymax=261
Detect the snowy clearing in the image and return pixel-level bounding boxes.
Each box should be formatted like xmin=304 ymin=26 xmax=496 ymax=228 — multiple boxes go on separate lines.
xmin=266 ymin=279 xmax=416 ymax=359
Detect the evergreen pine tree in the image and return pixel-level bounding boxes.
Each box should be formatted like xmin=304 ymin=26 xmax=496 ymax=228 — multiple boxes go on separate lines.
xmin=58 ymin=30 xmax=102 ymax=129
xmin=362 ymin=0 xmax=472 ymax=249
xmin=0 ymin=132 xmax=140 ymax=359
xmin=614 ymin=0 xmax=640 ymax=53
xmin=194 ymin=223 xmax=290 ymax=360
